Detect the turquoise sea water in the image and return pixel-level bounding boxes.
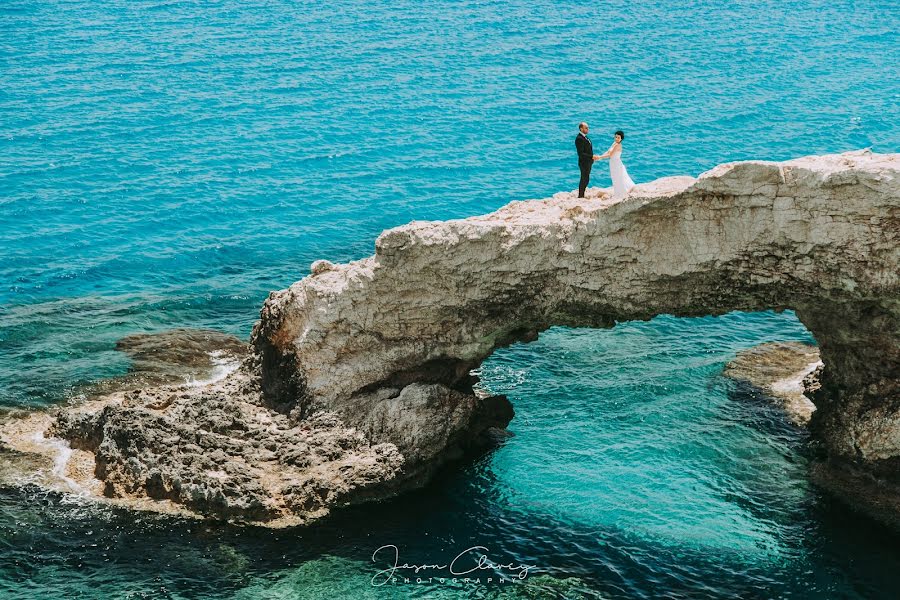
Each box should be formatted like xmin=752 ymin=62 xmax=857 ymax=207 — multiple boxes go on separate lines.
xmin=2 ymin=0 xmax=899 ymax=598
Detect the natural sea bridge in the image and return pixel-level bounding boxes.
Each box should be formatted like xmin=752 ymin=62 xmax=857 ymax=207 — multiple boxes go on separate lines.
xmin=22 ymin=150 xmax=900 ymax=527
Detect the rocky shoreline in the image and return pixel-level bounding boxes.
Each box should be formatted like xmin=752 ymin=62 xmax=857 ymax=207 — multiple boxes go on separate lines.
xmin=1 ymin=150 xmax=897 ymax=528
xmin=0 ymin=329 xmax=509 ymax=526
xmin=51 ymin=371 xmax=403 ymax=524
xmin=0 ymin=332 xmax=404 ymax=526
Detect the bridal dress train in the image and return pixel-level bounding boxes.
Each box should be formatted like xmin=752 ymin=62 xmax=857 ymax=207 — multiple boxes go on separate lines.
xmin=610 ymin=147 xmax=635 ymax=199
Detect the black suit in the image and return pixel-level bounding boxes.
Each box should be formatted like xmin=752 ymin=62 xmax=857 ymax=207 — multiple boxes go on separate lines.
xmin=575 ymin=133 xmax=593 ymax=197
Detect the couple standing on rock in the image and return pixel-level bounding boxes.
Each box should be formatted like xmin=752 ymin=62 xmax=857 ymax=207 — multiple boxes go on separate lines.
xmin=576 ymin=122 xmax=635 ymax=199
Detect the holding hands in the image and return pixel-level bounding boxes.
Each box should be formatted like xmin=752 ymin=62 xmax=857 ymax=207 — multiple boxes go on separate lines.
xmin=598 ymin=140 xmax=620 ymax=160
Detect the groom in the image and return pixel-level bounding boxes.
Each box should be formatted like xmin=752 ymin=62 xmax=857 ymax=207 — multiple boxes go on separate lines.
xmin=575 ymin=122 xmax=600 ymax=198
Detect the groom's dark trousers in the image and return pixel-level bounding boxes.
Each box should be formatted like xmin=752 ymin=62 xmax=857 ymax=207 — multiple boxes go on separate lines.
xmin=575 ymin=133 xmax=593 ymax=198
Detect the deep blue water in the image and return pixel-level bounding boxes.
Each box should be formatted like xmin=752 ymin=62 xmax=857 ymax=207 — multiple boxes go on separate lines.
xmin=1 ymin=0 xmax=899 ymax=598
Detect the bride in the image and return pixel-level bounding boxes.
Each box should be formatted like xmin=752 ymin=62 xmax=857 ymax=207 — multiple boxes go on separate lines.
xmin=598 ymin=130 xmax=635 ymax=199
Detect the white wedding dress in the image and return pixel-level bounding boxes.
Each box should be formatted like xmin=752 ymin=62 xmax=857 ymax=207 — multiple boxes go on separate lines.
xmin=609 ymin=146 xmax=635 ymax=199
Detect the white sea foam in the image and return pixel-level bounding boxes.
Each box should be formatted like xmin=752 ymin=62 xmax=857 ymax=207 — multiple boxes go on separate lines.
xmin=771 ymin=360 xmax=822 ymax=395
xmin=27 ymin=430 xmax=88 ymax=496
xmin=183 ymin=350 xmax=241 ymax=387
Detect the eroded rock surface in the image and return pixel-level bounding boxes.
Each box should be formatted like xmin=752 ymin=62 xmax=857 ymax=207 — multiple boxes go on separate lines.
xmin=50 ymin=368 xmax=404 ymax=522
xmin=13 ymin=150 xmax=898 ymax=526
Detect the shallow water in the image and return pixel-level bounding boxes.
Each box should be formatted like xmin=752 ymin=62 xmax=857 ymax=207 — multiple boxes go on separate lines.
xmin=2 ymin=0 xmax=899 ymax=597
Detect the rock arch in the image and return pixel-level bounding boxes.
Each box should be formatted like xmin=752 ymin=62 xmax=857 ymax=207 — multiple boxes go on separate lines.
xmin=251 ymin=150 xmax=899 ymax=511
xmin=31 ymin=150 xmax=898 ymax=525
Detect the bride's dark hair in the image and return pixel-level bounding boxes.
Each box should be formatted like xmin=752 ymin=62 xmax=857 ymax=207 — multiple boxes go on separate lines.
xmin=615 ymin=130 xmax=625 ymax=140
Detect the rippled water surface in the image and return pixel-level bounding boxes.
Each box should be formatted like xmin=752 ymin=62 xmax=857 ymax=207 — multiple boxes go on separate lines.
xmin=2 ymin=0 xmax=899 ymax=598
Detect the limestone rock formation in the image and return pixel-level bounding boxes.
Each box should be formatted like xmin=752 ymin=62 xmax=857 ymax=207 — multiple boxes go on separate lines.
xmin=251 ymin=149 xmax=899 ymax=522
xmin=16 ymin=149 xmax=897 ymax=526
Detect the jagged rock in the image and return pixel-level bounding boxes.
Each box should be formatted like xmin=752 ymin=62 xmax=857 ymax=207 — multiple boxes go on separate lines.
xmin=49 ymin=370 xmax=405 ymax=523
